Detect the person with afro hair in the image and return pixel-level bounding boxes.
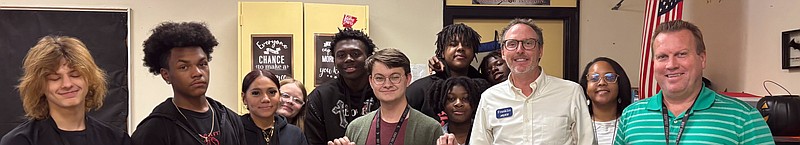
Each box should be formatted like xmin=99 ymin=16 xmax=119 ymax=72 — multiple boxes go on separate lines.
xmin=304 ymin=28 xmax=381 ymax=145
xmin=131 ymin=22 xmax=246 ymax=145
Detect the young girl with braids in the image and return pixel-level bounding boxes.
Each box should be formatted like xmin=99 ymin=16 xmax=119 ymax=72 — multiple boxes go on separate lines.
xmin=430 ymin=77 xmax=488 ymax=145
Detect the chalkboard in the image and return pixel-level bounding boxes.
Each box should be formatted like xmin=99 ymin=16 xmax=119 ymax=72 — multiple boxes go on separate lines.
xmin=252 ymin=34 xmax=293 ymax=80
xmin=314 ymin=34 xmax=338 ymax=86
xmin=0 ymin=7 xmax=130 ymax=136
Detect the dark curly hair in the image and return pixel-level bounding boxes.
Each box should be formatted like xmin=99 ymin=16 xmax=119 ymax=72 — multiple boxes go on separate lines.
xmin=435 ymin=23 xmax=481 ymax=59
xmin=142 ymin=22 xmax=219 ymax=75
xmin=579 ymin=57 xmax=632 ymax=117
xmin=331 ymin=28 xmax=376 ymax=56
xmin=428 ymin=77 xmax=488 ymax=122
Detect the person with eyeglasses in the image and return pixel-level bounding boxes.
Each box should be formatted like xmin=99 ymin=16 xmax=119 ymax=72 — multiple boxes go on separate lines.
xmin=328 ymin=48 xmax=443 ymax=145
xmin=277 ymin=78 xmax=308 ymax=130
xmin=469 ymin=18 xmax=595 ymax=145
xmin=578 ymin=57 xmax=632 ymax=145
xmin=614 ymin=20 xmax=774 ymax=145
xmin=240 ymin=70 xmax=308 ymax=145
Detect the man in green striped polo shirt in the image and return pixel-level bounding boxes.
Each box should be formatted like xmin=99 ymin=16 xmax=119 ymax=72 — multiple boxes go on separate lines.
xmin=614 ymin=20 xmax=774 ymax=145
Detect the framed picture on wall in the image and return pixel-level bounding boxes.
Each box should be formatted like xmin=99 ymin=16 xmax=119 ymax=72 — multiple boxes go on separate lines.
xmin=252 ymin=34 xmax=294 ymax=80
xmin=314 ymin=33 xmax=336 ymax=87
xmin=782 ymin=29 xmax=800 ymax=69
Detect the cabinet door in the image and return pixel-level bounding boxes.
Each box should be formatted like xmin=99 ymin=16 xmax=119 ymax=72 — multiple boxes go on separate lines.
xmin=238 ymin=2 xmax=303 ymax=113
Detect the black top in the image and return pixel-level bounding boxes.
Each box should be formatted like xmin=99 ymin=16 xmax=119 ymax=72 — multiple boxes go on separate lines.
xmin=406 ymin=66 xmax=486 ymax=121
xmin=59 ymin=130 xmax=87 ymax=145
xmin=0 ymin=116 xmax=132 ymax=145
xmin=241 ymin=114 xmax=308 ymax=145
xmin=178 ymin=106 xmax=218 ymax=143
xmin=304 ymin=78 xmax=380 ymax=145
xmin=131 ymin=97 xmax=246 ymax=145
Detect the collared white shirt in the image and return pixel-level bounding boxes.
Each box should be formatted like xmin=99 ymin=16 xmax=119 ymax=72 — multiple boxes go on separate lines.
xmin=469 ymin=69 xmax=596 ymax=145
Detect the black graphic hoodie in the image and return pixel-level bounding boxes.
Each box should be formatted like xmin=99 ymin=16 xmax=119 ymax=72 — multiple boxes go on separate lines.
xmin=132 ymin=97 xmax=246 ymax=145
xmin=304 ymin=78 xmax=380 ymax=145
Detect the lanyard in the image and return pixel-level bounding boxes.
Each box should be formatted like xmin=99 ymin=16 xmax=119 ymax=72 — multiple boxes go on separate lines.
xmin=375 ymin=106 xmax=410 ymax=145
xmin=661 ymin=98 xmax=696 ymax=145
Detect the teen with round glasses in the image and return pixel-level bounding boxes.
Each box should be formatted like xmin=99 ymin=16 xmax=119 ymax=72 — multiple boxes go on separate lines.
xmin=328 ymin=48 xmax=442 ymax=145
xmin=277 ymin=78 xmax=308 ymax=130
xmin=578 ymin=57 xmax=632 ymax=145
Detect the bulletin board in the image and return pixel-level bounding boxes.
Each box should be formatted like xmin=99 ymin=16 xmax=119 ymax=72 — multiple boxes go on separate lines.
xmin=0 ymin=6 xmax=130 ymax=136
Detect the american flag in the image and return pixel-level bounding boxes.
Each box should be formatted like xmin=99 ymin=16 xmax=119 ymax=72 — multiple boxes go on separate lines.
xmin=638 ymin=0 xmax=683 ymax=99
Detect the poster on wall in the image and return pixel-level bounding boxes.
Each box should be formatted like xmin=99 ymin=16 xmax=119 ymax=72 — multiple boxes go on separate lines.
xmin=473 ymin=0 xmax=550 ymax=5
xmin=315 ymin=33 xmax=338 ymax=86
xmin=252 ymin=34 xmax=293 ymax=80
xmin=782 ymin=29 xmax=800 ymax=69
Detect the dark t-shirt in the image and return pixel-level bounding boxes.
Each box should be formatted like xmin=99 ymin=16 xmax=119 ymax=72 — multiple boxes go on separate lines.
xmin=58 ymin=130 xmax=87 ymax=145
xmin=179 ymin=108 xmax=220 ymax=145
xmin=365 ymin=116 xmax=408 ymax=145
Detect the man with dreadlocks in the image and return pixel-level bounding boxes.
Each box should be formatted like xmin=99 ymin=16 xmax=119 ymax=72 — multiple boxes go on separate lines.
xmin=304 ymin=28 xmax=381 ymax=145
xmin=406 ymin=23 xmax=488 ymax=122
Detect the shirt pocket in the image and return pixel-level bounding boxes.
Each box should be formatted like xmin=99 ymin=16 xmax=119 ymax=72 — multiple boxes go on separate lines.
xmin=533 ymin=116 xmax=570 ymax=144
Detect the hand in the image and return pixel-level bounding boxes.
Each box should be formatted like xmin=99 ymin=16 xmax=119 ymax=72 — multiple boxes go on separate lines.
xmin=428 ymin=56 xmax=443 ymax=74
xmin=436 ymin=133 xmax=458 ymax=145
xmin=327 ymin=136 xmax=356 ymax=145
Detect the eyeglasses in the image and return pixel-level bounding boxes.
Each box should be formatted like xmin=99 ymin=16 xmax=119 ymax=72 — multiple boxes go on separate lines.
xmin=502 ymin=38 xmax=539 ymax=51
xmin=281 ymin=93 xmax=305 ymax=105
xmin=372 ymin=74 xmax=403 ymax=85
xmin=587 ymin=73 xmax=619 ymax=83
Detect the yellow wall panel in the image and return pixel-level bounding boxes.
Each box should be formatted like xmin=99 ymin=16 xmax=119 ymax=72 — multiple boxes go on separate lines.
xmin=454 ymin=19 xmax=564 ymax=78
xmin=303 ymin=3 xmax=368 ymax=92
xmin=239 ymin=2 xmax=367 ymax=113
xmin=238 ymin=2 xmax=304 ymax=113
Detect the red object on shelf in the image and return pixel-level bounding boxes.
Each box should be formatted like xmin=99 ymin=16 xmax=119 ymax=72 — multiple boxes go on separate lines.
xmin=342 ymin=14 xmax=357 ymax=28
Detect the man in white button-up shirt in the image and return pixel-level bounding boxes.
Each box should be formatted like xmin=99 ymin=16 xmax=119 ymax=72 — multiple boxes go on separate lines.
xmin=469 ymin=18 xmax=596 ymax=145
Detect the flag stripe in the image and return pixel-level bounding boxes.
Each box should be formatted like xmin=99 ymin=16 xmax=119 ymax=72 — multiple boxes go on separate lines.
xmin=639 ymin=0 xmax=683 ymax=99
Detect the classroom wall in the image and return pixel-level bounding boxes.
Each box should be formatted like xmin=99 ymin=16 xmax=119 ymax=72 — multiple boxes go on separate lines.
xmin=578 ymin=0 xmax=645 ymax=86
xmin=740 ymin=0 xmax=800 ymax=95
xmin=682 ymin=0 xmax=746 ymax=92
xmin=681 ymin=0 xmax=800 ymax=96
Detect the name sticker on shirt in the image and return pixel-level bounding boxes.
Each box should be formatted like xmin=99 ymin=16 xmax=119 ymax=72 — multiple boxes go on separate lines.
xmin=496 ymin=107 xmax=513 ymax=119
